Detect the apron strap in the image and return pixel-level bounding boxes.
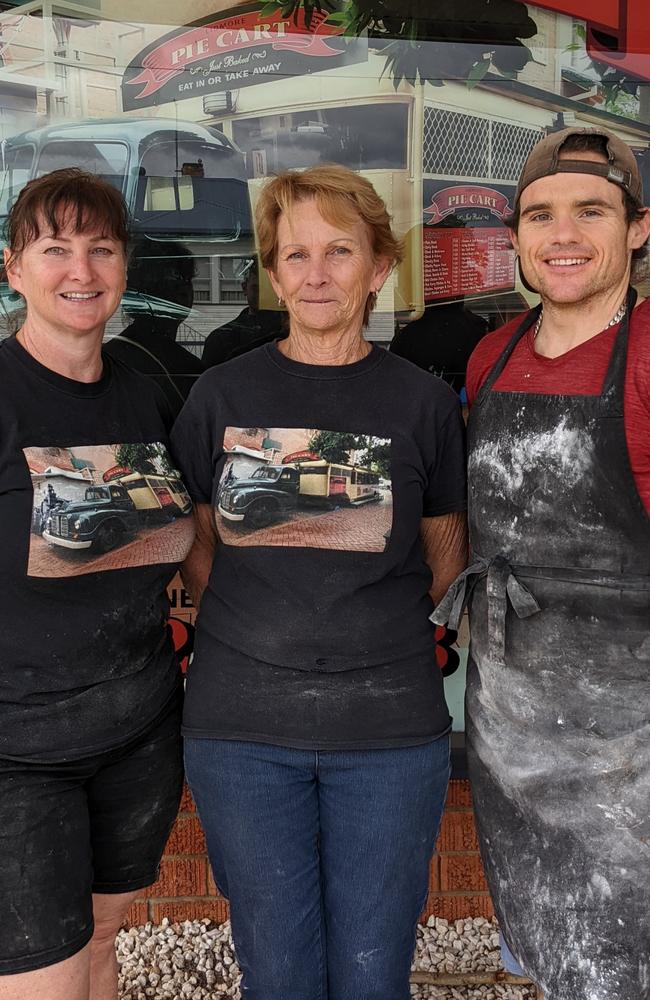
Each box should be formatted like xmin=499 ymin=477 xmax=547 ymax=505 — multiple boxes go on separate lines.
xmin=487 ymin=556 xmax=541 ymax=662
xmin=474 ymin=306 xmax=540 ymax=406
xmin=430 ymin=556 xmax=490 ymax=631
xmin=431 ymin=555 xmax=541 ymax=662
xmin=600 ymin=285 xmax=637 ymax=413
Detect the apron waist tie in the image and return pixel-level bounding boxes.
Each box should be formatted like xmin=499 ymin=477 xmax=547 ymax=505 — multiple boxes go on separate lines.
xmin=430 ymin=554 xmax=541 ymax=663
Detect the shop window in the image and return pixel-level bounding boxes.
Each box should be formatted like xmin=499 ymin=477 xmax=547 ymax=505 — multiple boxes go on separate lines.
xmin=491 ymin=122 xmax=545 ymax=182
xmin=133 ymin=138 xmax=251 ymax=239
xmin=0 ymin=144 xmax=34 ymax=216
xmin=233 ymin=103 xmax=409 ymax=176
xmin=36 ymin=141 xmax=128 ymax=189
xmin=423 ymin=108 xmax=541 ymax=181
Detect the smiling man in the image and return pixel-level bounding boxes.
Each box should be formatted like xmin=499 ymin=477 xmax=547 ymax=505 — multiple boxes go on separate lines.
xmin=433 ymin=127 xmax=650 ymax=1000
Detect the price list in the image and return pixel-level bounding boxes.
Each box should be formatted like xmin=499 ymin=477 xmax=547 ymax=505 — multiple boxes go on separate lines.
xmin=424 ymin=226 xmax=515 ymax=302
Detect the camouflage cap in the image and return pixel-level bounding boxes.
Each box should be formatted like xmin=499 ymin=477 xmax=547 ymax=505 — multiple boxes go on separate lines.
xmin=515 ymin=126 xmax=643 ymax=207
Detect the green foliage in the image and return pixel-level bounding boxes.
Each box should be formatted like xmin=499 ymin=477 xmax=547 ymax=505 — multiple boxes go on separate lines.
xmin=260 ymin=0 xmax=537 ymax=88
xmin=599 ymin=82 xmax=639 ymax=117
xmin=307 ymin=431 xmax=390 ymax=474
xmin=157 ymin=449 xmax=176 ymax=476
xmin=266 ymin=0 xmax=337 ymax=28
xmin=308 ymin=430 xmax=359 ymax=464
xmin=115 ymin=442 xmax=164 ymax=475
xmin=356 ymin=437 xmax=391 ymax=477
xmin=467 ymin=57 xmax=492 ymax=89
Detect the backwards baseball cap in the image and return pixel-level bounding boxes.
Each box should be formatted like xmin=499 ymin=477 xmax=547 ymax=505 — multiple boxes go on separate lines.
xmin=515 ymin=126 xmax=643 ymax=208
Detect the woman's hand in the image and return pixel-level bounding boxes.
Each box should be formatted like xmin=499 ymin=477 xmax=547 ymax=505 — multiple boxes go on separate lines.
xmin=420 ymin=512 xmax=468 ymax=608
xmin=180 ymin=503 xmax=218 ymax=610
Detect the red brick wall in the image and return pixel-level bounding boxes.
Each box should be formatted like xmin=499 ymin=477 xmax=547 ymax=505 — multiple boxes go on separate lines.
xmin=125 ymin=779 xmax=493 ymax=927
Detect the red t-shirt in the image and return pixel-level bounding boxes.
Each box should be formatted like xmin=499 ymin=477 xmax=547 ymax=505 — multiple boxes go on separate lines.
xmin=466 ymin=298 xmax=650 ymax=515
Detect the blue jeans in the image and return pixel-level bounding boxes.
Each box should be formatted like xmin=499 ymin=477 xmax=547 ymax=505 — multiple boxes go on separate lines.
xmin=184 ymin=736 xmax=450 ymax=1000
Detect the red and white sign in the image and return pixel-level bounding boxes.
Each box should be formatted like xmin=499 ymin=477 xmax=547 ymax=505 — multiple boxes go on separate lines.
xmin=122 ymin=4 xmax=366 ymax=110
xmin=282 ymin=450 xmax=319 ymax=464
xmin=102 ymin=465 xmax=131 ymax=482
xmin=424 ymin=186 xmax=512 ymax=226
xmin=422 ymin=180 xmax=516 ymax=303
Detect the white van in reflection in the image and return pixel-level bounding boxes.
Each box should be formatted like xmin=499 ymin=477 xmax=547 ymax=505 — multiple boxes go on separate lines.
xmin=0 ymin=117 xmax=252 ymax=244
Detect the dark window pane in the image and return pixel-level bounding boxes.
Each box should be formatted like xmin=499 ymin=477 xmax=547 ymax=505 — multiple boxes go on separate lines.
xmin=133 ymin=139 xmax=251 ymax=238
xmin=233 ymin=103 xmax=408 ymax=175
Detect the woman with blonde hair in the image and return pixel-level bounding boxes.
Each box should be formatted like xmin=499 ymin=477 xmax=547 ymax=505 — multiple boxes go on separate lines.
xmin=172 ymin=164 xmax=467 ymax=999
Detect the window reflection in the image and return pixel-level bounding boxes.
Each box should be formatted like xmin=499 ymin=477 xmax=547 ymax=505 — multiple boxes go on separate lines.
xmin=36 ymin=140 xmax=128 ymax=184
xmin=0 ymin=0 xmax=648 ymax=399
xmin=105 ymin=241 xmax=205 ymax=415
xmin=233 ymin=103 xmax=409 ymax=175
xmin=0 ymin=145 xmax=34 ymax=216
xmin=390 ymin=300 xmax=490 ymax=393
xmin=133 ymin=134 xmax=251 ymax=238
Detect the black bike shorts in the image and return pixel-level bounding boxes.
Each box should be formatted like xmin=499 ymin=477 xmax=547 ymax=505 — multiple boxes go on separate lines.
xmin=0 ymin=695 xmax=183 ymax=974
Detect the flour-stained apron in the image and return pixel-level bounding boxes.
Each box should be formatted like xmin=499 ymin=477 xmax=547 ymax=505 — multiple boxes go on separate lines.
xmin=433 ymin=289 xmax=650 ymax=1000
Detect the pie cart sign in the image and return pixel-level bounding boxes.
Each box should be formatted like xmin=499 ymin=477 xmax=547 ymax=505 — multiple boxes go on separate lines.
xmin=122 ymin=3 xmax=367 ymax=111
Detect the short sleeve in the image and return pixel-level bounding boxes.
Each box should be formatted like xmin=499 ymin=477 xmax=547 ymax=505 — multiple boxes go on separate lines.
xmin=422 ymin=394 xmax=467 ymax=517
xmin=170 ymin=380 xmax=221 ymax=505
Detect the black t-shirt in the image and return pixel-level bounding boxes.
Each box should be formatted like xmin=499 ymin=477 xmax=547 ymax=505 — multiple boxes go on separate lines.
xmin=0 ymin=337 xmax=195 ymax=761
xmin=171 ymin=342 xmax=466 ymax=749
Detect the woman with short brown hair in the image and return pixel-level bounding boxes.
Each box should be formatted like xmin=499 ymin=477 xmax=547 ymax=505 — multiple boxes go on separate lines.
xmin=0 ymin=168 xmax=194 ymax=999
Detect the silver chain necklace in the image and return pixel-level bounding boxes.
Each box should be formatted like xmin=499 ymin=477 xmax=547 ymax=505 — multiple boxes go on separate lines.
xmin=533 ymin=300 xmax=627 ymax=340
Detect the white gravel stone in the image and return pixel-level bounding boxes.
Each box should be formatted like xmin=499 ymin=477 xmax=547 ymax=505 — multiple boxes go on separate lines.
xmin=116 ymin=917 xmax=536 ymax=999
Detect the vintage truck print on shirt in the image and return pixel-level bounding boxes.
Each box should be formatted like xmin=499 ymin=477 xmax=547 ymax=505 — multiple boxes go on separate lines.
xmin=215 ymin=427 xmax=393 ymax=553
xmin=24 ymin=442 xmax=194 ymax=577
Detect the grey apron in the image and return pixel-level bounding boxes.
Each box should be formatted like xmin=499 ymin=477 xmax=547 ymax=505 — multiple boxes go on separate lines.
xmin=433 ymin=288 xmax=650 ymax=1000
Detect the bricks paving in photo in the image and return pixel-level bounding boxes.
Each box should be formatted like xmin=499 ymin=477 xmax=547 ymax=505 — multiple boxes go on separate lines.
xmin=218 ymin=496 xmax=393 ymax=552
xmin=28 ymin=517 xmax=195 ymax=577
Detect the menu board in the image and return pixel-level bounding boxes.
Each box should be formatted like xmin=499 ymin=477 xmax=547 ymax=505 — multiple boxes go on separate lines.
xmin=424 ymin=225 xmax=515 ymax=300
xmin=423 ymin=181 xmax=517 ymax=303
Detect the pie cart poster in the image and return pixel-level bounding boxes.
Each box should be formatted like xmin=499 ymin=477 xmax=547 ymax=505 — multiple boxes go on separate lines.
xmin=122 ymin=3 xmax=367 ymax=110
xmin=423 ymin=180 xmax=516 ymax=303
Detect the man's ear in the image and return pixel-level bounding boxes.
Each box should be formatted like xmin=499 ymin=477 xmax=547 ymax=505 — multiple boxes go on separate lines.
xmin=508 ymin=226 xmax=520 ymax=256
xmin=628 ymin=206 xmax=650 ymax=252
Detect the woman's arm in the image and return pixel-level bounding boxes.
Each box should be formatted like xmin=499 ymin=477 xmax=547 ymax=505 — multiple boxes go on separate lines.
xmin=420 ymin=511 xmax=468 ymax=607
xmin=181 ymin=502 xmax=218 ymax=610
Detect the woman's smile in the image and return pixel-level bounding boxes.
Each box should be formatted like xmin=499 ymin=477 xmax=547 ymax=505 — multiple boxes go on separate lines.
xmin=5 ymin=222 xmax=126 ymax=342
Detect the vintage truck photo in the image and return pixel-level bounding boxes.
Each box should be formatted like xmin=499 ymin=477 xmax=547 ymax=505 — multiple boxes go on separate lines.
xmin=218 ymin=460 xmax=382 ymax=530
xmin=42 ymin=473 xmax=192 ymax=553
